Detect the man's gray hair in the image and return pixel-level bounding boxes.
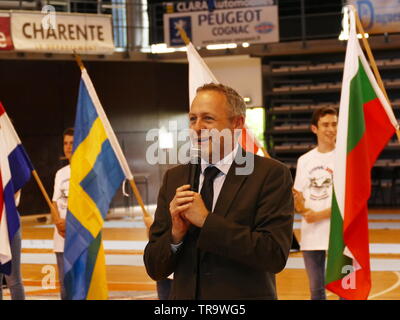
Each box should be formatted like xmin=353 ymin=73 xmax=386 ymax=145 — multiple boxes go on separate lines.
xmin=196 ymin=83 xmax=246 ymax=118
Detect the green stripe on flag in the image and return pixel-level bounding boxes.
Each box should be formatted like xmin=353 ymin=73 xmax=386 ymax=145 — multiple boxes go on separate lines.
xmin=347 ymin=58 xmax=377 ymax=153
xmin=85 ymin=231 xmax=103 ymax=296
xmin=326 ymin=191 xmax=352 ymax=284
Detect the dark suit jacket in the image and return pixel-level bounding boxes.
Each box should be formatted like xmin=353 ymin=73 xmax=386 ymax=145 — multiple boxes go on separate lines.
xmin=144 ymin=151 xmax=294 ymax=300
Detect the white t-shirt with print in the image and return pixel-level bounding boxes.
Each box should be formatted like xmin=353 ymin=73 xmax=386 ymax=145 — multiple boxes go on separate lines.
xmin=52 ymin=165 xmax=70 ymax=252
xmin=294 ymin=148 xmax=334 ymax=251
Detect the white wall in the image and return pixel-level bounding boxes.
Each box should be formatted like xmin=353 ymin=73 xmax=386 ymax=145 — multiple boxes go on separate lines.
xmin=204 ymin=55 xmax=263 ymax=108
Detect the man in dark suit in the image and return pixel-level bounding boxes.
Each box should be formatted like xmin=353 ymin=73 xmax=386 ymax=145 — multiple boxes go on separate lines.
xmin=144 ymin=83 xmax=294 ymax=299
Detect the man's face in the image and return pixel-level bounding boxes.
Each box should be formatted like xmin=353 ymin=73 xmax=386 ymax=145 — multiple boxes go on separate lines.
xmin=311 ymin=114 xmax=337 ymax=147
xmin=189 ymin=90 xmax=244 ymax=161
xmin=63 ymin=134 xmax=74 ymax=161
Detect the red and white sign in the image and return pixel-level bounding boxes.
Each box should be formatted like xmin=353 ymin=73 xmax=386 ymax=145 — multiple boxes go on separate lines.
xmin=0 ymin=14 xmax=14 ymax=51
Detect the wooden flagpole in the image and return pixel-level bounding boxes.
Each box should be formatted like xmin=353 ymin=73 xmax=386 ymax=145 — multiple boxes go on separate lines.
xmin=354 ymin=9 xmax=400 ymax=143
xmin=31 ymin=170 xmax=58 ymax=220
xmin=74 ymin=52 xmax=85 ymax=71
xmin=177 ymin=27 xmax=271 ymax=158
xmin=1 ymin=112 xmax=57 ymax=219
xmin=177 ymin=26 xmax=190 ymax=46
xmin=128 ymin=179 xmax=151 ymax=218
xmin=73 ymin=53 xmax=151 ymax=220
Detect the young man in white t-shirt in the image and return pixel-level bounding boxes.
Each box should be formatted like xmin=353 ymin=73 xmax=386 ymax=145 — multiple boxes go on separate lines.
xmin=51 ymin=128 xmax=73 ymax=300
xmin=293 ymin=107 xmax=337 ymax=300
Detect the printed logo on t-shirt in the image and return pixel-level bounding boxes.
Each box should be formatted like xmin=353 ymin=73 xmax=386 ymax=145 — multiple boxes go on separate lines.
xmin=308 ymin=166 xmax=333 ymax=201
xmin=57 ymin=178 xmax=69 ymax=209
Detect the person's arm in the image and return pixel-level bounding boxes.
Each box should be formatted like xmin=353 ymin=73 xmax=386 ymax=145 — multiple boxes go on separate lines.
xmin=293 ymin=189 xmax=306 ymax=213
xmin=293 ymin=156 xmax=308 ymax=214
xmin=144 ymin=170 xmax=186 ymax=281
xmin=52 ymin=171 xmax=66 ymax=238
xmin=197 ymin=161 xmax=295 ymax=274
xmin=14 ymin=190 xmax=21 ymax=207
xmin=52 ymin=201 xmax=65 ymax=238
xmin=303 ymin=208 xmax=331 ymax=223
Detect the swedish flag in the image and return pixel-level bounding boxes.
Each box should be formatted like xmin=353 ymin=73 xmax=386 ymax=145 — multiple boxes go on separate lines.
xmin=64 ymin=69 xmax=132 ymax=300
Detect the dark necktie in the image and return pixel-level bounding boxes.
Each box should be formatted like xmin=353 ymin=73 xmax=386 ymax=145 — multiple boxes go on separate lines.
xmin=200 ymin=166 xmax=221 ymax=212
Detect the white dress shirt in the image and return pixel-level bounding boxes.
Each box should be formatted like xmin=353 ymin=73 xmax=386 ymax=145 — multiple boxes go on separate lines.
xmin=199 ymin=143 xmax=239 ymax=211
xmin=171 ymin=143 xmax=239 ymax=253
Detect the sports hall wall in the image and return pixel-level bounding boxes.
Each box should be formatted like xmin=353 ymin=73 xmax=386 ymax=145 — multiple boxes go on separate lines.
xmin=0 ymin=59 xmax=188 ymax=215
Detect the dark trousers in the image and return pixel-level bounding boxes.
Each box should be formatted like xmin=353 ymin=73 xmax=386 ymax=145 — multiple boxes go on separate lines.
xmin=156 ymin=278 xmax=173 ymax=300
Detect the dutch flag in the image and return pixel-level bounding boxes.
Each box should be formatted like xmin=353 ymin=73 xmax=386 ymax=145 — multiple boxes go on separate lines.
xmin=0 ymin=102 xmax=33 ymax=275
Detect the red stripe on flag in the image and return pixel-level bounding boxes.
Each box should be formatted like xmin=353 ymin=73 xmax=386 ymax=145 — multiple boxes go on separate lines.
xmin=343 ymin=98 xmax=395 ymax=299
xmin=0 ymin=102 xmax=5 ymax=116
xmin=326 ymin=267 xmax=371 ymax=300
xmin=362 ymin=98 xmax=396 ymax=164
xmin=239 ymin=128 xmax=259 ymax=154
xmin=344 ymin=134 xmax=371 ymax=299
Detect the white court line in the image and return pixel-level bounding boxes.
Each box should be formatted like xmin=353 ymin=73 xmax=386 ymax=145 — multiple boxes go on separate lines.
xmin=368 ymin=271 xmax=400 ymax=300
xmin=23 ymin=278 xmax=155 ymax=285
xmin=21 ymin=240 xmax=400 ymax=254
xmin=21 ymin=253 xmax=145 ymax=266
xmin=22 ymin=240 xmax=148 ymax=251
xmin=293 ymin=222 xmax=400 ymax=230
xmin=33 ymin=219 xmax=400 ymax=230
xmin=330 ymin=272 xmax=400 ymax=299
xmin=32 ymin=220 xmax=146 ymax=229
xmin=133 ymin=293 xmax=158 ymax=299
xmin=370 ymin=244 xmax=400 ymax=254
xmin=285 ymin=257 xmax=400 ymax=272
xmin=21 ymin=253 xmax=400 ymax=271
xmin=294 ymin=214 xmax=400 ymax=220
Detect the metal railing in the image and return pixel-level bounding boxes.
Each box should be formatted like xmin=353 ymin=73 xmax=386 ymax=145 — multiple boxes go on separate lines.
xmin=7 ymin=0 xmax=395 ymax=53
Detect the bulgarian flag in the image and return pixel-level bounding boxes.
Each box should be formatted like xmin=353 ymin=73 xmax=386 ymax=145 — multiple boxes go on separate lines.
xmin=325 ymin=7 xmax=399 ymax=300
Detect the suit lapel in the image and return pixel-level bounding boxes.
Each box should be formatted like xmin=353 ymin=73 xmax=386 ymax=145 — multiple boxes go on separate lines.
xmin=212 ymin=149 xmax=250 ymax=218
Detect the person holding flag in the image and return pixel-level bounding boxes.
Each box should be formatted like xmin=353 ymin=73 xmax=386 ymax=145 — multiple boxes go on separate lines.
xmin=63 ymin=58 xmax=151 ymax=300
xmin=0 ymin=102 xmax=33 ymax=300
xmin=0 ymin=193 xmax=25 ymax=300
xmin=325 ymin=5 xmax=399 ymax=300
xmin=293 ymin=106 xmax=338 ymax=300
xmin=51 ymin=128 xmax=74 ymax=300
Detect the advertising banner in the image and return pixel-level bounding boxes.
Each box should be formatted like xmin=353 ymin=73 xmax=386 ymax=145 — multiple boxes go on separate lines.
xmin=348 ymin=0 xmax=400 ymax=34
xmin=0 ymin=13 xmax=13 ymax=51
xmin=164 ymin=0 xmax=275 ymax=13
xmin=11 ymin=12 xmax=115 ymax=54
xmin=164 ymin=4 xmax=279 ymax=47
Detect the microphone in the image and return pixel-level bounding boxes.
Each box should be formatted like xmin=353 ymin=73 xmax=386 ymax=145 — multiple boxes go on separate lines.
xmin=188 ymin=147 xmax=200 ymax=192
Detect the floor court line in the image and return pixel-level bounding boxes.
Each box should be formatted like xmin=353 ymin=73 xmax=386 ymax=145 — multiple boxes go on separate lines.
xmin=20 ymin=253 xmax=400 ymax=271
xmin=368 ymin=271 xmax=400 ymax=300
xmin=293 ymin=222 xmax=400 ymax=230
xmin=21 ymin=240 xmax=400 ymax=254
xmin=325 ymin=271 xmax=400 ymax=299
xmin=285 ymin=257 xmax=400 ymax=272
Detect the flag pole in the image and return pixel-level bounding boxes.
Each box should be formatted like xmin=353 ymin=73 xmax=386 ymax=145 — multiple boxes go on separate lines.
xmin=177 ymin=28 xmax=271 ymax=158
xmin=353 ymin=8 xmax=400 ymax=143
xmin=31 ymin=170 xmax=58 ymax=221
xmin=72 ymin=52 xmax=151 ymax=219
xmin=128 ymin=179 xmax=151 ymax=218
xmin=177 ymin=26 xmax=190 ymax=46
xmin=74 ymin=51 xmax=85 ymax=71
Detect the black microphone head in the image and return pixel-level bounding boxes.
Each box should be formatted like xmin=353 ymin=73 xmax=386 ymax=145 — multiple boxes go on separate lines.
xmin=188 ymin=146 xmax=201 ymax=192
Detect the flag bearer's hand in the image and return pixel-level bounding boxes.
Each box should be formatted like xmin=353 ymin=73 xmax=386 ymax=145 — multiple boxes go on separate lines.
xmin=56 ymin=218 xmax=66 ymax=238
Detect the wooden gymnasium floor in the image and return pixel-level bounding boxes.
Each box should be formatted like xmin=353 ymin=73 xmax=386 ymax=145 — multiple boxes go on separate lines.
xmin=3 ymin=208 xmax=400 ymax=300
